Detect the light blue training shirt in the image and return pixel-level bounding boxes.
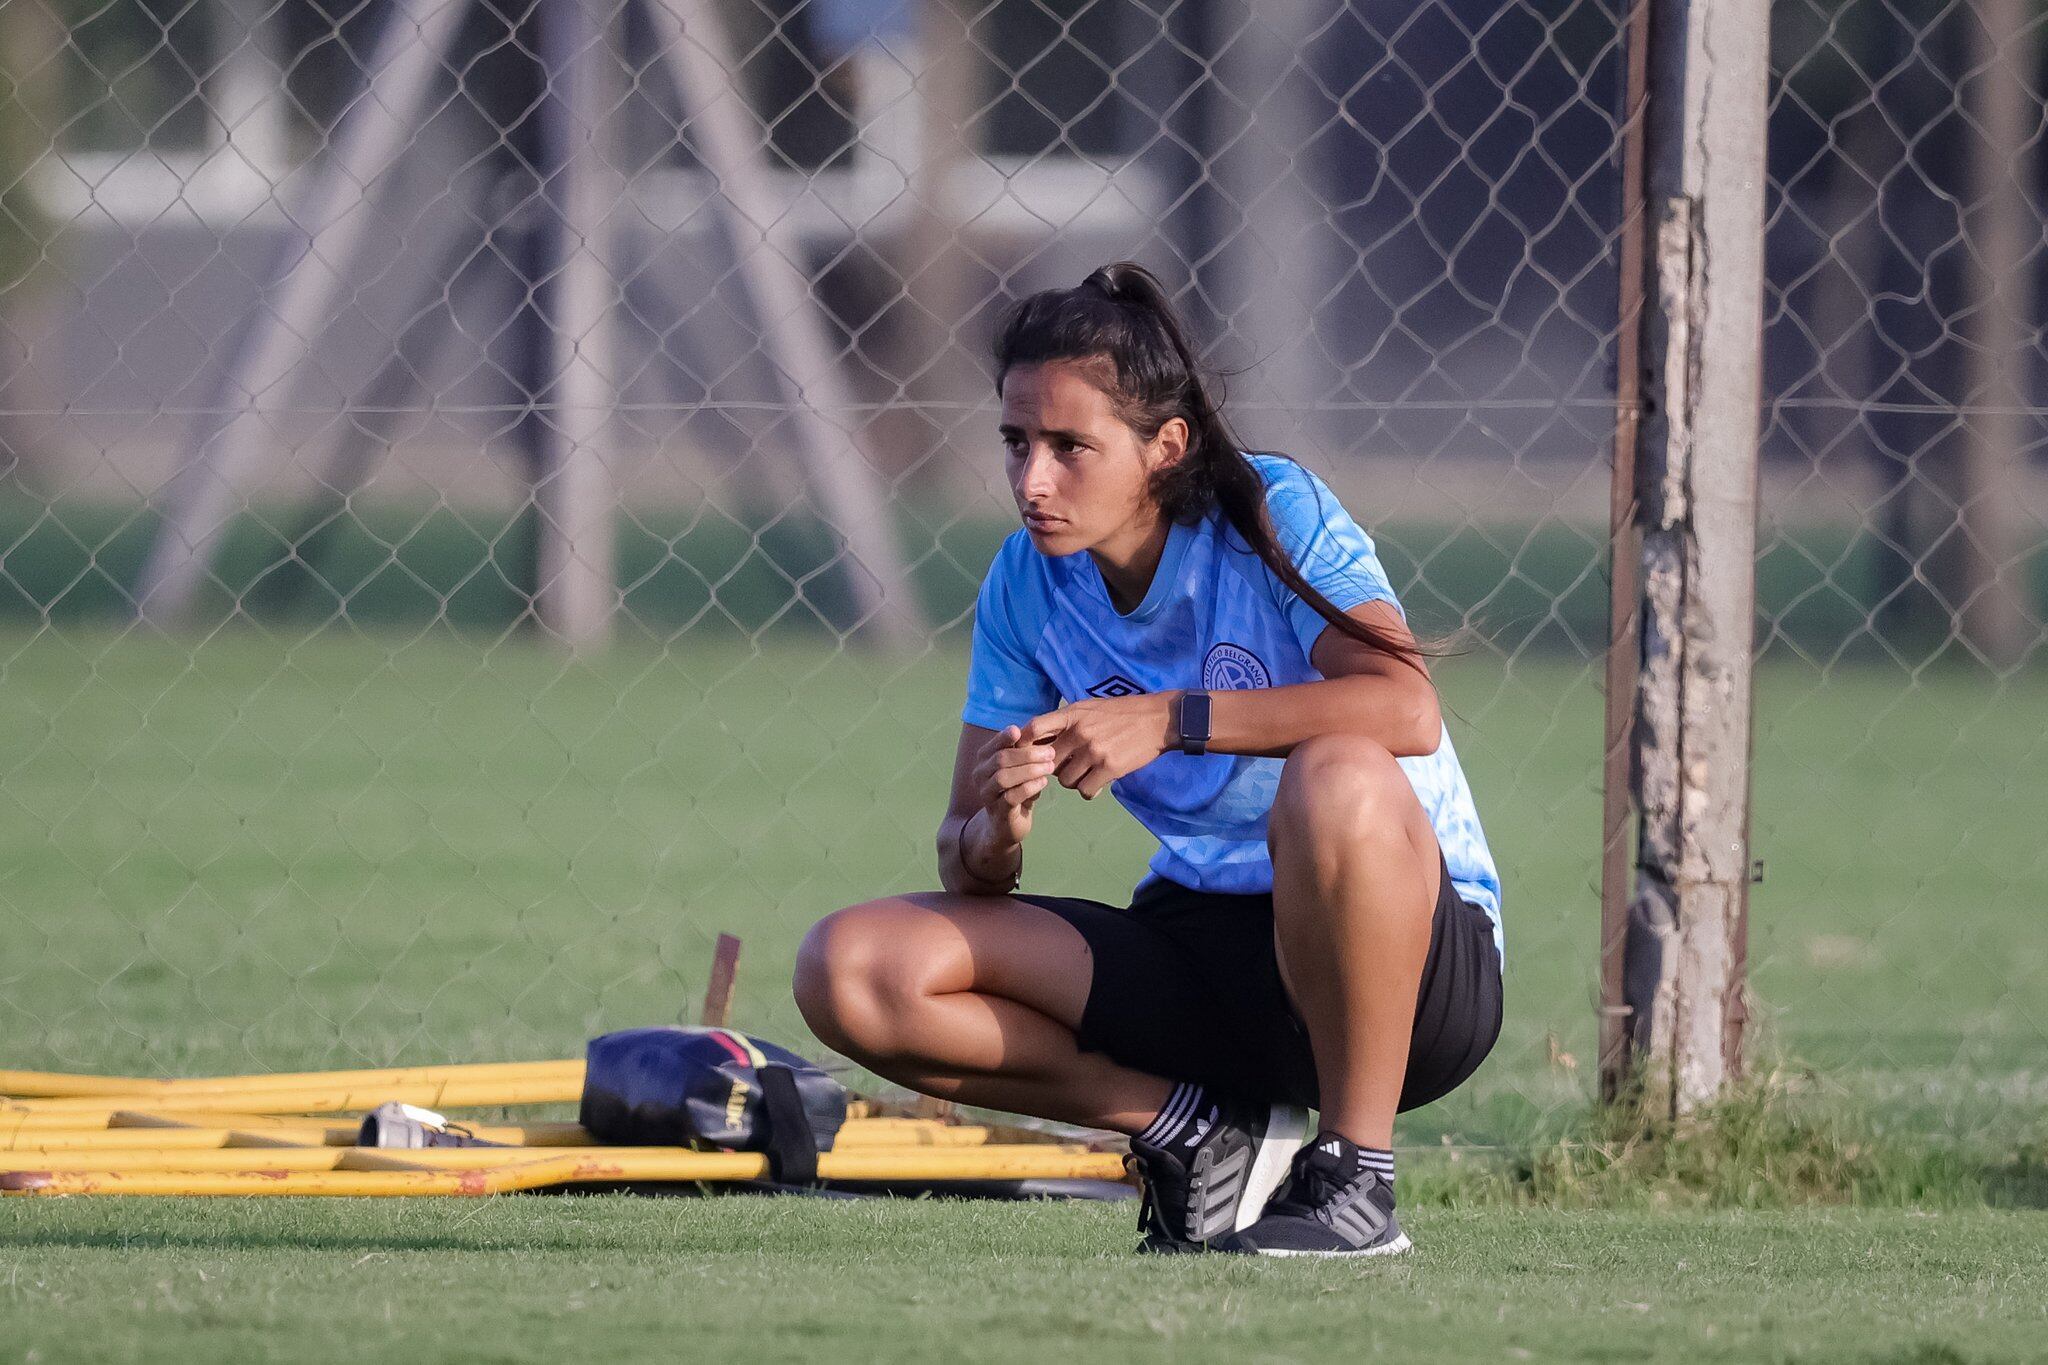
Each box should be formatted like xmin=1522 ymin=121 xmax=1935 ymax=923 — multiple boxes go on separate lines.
xmin=961 ymin=453 xmax=1503 ymax=955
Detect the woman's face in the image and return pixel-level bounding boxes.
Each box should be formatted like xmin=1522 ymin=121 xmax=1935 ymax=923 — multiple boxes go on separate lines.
xmin=998 ymin=359 xmax=1184 ymax=557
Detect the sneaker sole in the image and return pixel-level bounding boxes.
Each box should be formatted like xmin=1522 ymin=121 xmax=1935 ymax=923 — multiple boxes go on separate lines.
xmin=1250 ymin=1233 xmax=1414 ymax=1259
xmin=1233 ymin=1104 xmax=1311 ymax=1234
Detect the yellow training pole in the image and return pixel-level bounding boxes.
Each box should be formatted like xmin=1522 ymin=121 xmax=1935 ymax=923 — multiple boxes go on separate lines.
xmin=0 ymin=1140 xmax=1102 ymax=1177
xmin=0 ymin=1118 xmax=347 ymax=1144
xmin=0 ymin=1109 xmax=236 ymax=1137
xmin=329 ymin=1143 xmax=1054 ymax=1172
xmin=0 ymin=1060 xmax=584 ymax=1100
xmin=111 ymin=1110 xmax=358 ymax=1133
xmin=0 ymin=1155 xmax=750 ymax=1197
xmin=831 ymin=1121 xmax=992 ymax=1148
xmin=94 ymin=1112 xmax=593 ymax=1147
xmin=1 ymin=1144 xmax=1129 ymax=1195
xmin=5 ymin=1098 xmax=983 ymax=1140
xmin=0 ymin=1146 xmax=674 ymax=1173
xmin=4 ymin=1119 xmax=999 ymax=1158
xmin=3 ymin=1148 xmax=379 ymax=1173
xmin=0 ymin=1070 xmax=156 ymax=1098
xmin=417 ymin=1118 xmax=984 ymax=1148
xmin=0 ymin=1127 xmax=349 ymax=1153
xmin=4 ymin=1118 xmax=984 ymax=1155
xmin=0 ymin=1109 xmax=366 ymax=1143
xmin=25 ymin=1109 xmax=363 ymax=1137
xmin=409 ymin=1120 xmax=594 ymax=1146
xmin=0 ymin=1167 xmax=552 ymax=1197
xmin=5 ymin=1073 xmax=583 ymax=1117
xmin=828 ymin=1145 xmax=1125 ymax=1181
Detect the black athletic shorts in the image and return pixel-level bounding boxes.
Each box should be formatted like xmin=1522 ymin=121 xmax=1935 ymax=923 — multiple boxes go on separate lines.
xmin=1015 ymin=855 xmax=1503 ymax=1112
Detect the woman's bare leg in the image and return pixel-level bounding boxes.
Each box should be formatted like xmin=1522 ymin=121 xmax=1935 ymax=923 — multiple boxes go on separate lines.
xmin=1267 ymin=733 xmax=1440 ymax=1150
xmin=793 ymin=893 xmax=1172 ymax=1132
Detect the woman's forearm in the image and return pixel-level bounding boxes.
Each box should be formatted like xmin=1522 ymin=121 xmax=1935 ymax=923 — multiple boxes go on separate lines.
xmin=1201 ymin=672 xmax=1441 ymax=760
xmin=937 ymin=807 xmax=1025 ymax=895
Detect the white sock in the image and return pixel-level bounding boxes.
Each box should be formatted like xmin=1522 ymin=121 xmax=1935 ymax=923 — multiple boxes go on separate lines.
xmin=1135 ymin=1081 xmax=1207 ymax=1148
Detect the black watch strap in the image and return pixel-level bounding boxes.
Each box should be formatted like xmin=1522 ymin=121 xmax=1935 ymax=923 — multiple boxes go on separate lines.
xmin=1177 ymin=689 xmax=1212 ymax=756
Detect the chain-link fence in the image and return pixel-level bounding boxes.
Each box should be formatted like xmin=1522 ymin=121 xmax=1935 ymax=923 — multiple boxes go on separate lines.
xmin=1756 ymin=0 xmax=2047 ymax=1145
xmin=0 ymin=0 xmax=2040 ymax=1150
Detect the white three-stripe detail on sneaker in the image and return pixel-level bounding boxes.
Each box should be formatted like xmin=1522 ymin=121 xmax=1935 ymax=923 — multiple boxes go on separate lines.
xmin=1328 ymin=1204 xmax=1377 ymax=1245
xmin=1318 ymin=1139 xmax=1344 ymax=1157
xmin=1328 ymin=1194 xmax=1393 ymax=1246
xmin=1197 ymin=1150 xmax=1249 ymax=1221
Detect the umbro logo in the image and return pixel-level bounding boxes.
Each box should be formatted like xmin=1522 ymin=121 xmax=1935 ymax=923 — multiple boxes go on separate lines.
xmin=1086 ymin=674 xmax=1143 ymax=699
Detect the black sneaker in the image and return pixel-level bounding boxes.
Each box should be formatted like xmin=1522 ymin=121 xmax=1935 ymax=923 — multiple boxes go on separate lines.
xmin=1218 ymin=1139 xmax=1413 ymax=1258
xmin=1129 ymin=1099 xmax=1309 ymax=1253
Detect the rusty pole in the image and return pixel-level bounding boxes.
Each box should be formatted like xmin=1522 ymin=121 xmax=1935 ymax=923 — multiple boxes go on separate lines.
xmin=1612 ymin=0 xmax=1768 ymax=1114
xmin=1598 ymin=0 xmax=1652 ymax=1105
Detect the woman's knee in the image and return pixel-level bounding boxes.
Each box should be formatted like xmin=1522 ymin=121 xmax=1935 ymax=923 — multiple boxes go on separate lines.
xmin=792 ymin=897 xmax=952 ymax=1060
xmin=1274 ymin=733 xmax=1416 ymax=841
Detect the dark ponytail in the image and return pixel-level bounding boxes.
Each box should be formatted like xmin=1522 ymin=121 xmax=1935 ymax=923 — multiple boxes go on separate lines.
xmin=993 ymin=261 xmax=1425 ymax=670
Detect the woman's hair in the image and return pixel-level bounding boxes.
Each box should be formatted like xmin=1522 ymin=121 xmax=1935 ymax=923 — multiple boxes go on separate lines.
xmin=992 ymin=261 xmax=1424 ymax=669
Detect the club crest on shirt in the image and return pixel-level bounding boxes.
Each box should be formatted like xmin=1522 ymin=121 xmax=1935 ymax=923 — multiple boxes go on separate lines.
xmin=1086 ymin=673 xmax=1144 ymax=699
xmin=1203 ymin=642 xmax=1270 ymax=691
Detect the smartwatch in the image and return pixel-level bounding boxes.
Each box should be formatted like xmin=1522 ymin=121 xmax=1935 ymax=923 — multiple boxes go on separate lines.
xmin=1176 ymin=689 xmax=1212 ymax=756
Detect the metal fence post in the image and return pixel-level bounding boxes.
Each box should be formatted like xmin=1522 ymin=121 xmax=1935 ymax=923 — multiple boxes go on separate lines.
xmin=1947 ymin=0 xmax=2036 ymax=667
xmin=533 ymin=0 xmax=621 ymax=649
xmin=1604 ymin=0 xmax=1767 ymax=1114
xmin=1598 ymin=0 xmax=1650 ymax=1105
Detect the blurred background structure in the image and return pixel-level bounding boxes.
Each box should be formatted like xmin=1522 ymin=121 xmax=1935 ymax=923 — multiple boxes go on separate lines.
xmin=1 ymin=0 xmax=2043 ymax=1148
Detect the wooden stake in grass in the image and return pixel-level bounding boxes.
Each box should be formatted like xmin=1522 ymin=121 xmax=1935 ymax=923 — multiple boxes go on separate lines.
xmin=699 ymin=933 xmax=742 ymax=1028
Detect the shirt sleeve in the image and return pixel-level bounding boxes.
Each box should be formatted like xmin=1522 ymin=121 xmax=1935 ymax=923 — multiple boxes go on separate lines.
xmin=1258 ymin=457 xmax=1402 ymax=661
xmin=960 ymin=552 xmax=1060 ymax=731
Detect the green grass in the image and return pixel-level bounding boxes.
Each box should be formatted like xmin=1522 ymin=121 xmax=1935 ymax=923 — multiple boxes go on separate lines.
xmin=3 ymin=604 xmax=2045 ymax=1360
xmin=5 ymin=623 xmax=2044 ymax=1144
xmin=3 ymin=1198 xmax=2045 ymax=1364
xmin=1405 ymin=1084 xmax=2048 ymax=1210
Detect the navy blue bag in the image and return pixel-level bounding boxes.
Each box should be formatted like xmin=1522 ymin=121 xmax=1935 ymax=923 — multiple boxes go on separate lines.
xmin=579 ymin=1026 xmax=848 ymax=1183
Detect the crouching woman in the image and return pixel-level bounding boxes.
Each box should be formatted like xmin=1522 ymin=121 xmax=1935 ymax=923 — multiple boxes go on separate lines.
xmin=793 ymin=262 xmax=1503 ymax=1257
